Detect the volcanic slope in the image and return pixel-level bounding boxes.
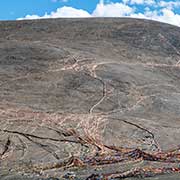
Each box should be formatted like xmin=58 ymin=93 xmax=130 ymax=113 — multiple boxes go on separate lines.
xmin=1 ymin=18 xmax=180 ymax=180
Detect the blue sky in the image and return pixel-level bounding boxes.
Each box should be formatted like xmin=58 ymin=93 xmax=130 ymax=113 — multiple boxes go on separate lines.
xmin=0 ymin=0 xmax=97 ymax=20
xmin=0 ymin=0 xmax=180 ymax=26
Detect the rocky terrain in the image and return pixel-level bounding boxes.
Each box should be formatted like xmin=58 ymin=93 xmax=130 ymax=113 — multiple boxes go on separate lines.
xmin=0 ymin=18 xmax=180 ymax=179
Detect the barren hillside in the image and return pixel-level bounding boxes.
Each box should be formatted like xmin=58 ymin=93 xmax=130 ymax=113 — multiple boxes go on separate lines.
xmin=1 ymin=18 xmax=180 ymax=180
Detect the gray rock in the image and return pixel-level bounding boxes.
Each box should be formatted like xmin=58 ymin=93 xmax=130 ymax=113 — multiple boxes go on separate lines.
xmin=0 ymin=18 xmax=180 ymax=179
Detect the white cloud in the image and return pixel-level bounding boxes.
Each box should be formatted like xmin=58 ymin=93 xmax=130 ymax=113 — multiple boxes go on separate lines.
xmin=156 ymin=8 xmax=180 ymax=26
xmin=17 ymin=6 xmax=91 ymax=20
xmin=92 ymin=1 xmax=134 ymax=17
xmin=125 ymin=0 xmax=155 ymax=5
xmin=129 ymin=8 xmax=180 ymax=27
xmin=159 ymin=1 xmax=180 ymax=10
xmin=131 ymin=0 xmax=144 ymax=4
xmin=18 ymin=14 xmax=45 ymax=20
xmin=49 ymin=7 xmax=91 ymax=17
xmin=17 ymin=0 xmax=180 ymax=27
